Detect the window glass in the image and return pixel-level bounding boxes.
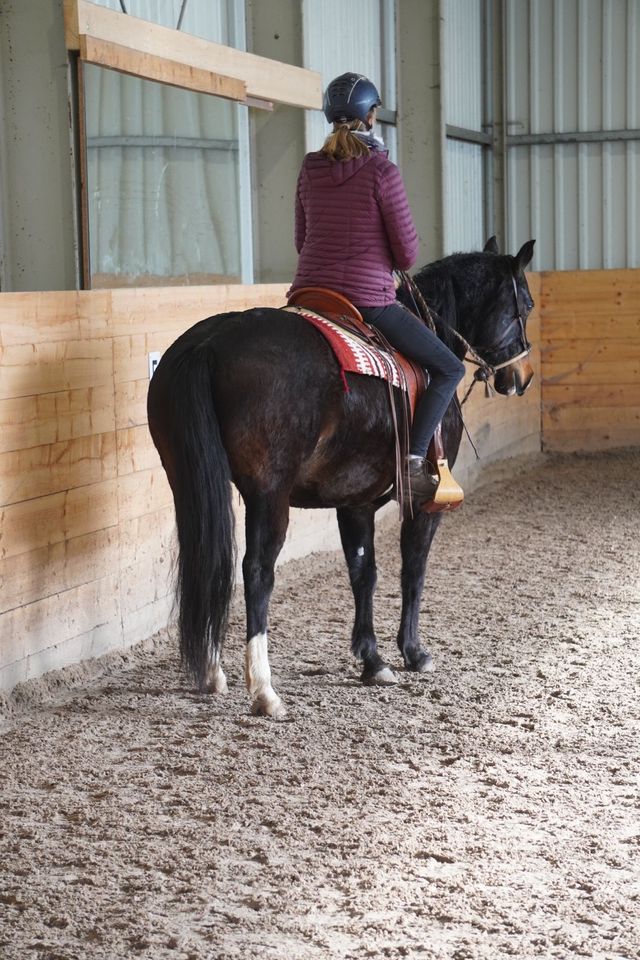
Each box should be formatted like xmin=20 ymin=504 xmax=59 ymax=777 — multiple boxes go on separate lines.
xmin=83 ymin=66 xmax=249 ymax=287
xmin=80 ymin=0 xmax=252 ymax=287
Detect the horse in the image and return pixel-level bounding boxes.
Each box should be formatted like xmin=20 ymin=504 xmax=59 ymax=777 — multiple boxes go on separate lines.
xmin=147 ymin=237 xmax=536 ymax=719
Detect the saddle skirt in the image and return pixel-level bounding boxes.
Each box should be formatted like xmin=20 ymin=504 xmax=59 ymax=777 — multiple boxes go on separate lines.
xmin=284 ymin=287 xmax=426 ymax=419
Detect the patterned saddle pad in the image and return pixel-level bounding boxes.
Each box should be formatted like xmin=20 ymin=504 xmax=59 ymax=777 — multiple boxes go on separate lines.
xmin=284 ymin=305 xmax=426 ymax=416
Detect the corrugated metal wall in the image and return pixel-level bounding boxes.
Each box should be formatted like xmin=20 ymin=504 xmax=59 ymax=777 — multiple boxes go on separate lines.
xmin=302 ymin=0 xmax=396 ymax=158
xmin=442 ymin=0 xmax=485 ymax=254
xmin=506 ymin=0 xmax=640 ymax=270
xmin=84 ymin=0 xmax=252 ymax=286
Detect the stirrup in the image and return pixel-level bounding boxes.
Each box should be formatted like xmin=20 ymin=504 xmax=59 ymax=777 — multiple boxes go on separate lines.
xmin=421 ymin=458 xmax=464 ymax=514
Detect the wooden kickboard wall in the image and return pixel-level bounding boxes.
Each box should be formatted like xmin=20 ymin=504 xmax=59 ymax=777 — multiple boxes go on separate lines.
xmin=2 ymin=268 xmax=637 ymax=692
xmin=0 ymin=284 xmax=292 ymax=691
xmin=540 ymin=270 xmax=640 ymax=452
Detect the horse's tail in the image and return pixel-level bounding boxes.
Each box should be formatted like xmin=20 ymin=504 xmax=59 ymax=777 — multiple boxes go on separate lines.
xmin=165 ymin=342 xmax=235 ymax=688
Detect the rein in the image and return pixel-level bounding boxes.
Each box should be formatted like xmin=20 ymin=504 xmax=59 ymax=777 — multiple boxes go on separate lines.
xmin=396 ymin=271 xmax=531 ymax=406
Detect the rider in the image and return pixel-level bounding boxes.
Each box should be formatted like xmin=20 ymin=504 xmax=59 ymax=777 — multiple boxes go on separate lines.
xmin=288 ymin=72 xmax=465 ymax=507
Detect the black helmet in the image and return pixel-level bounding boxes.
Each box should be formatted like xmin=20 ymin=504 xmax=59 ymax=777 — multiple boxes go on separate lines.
xmin=323 ymin=73 xmax=382 ymax=126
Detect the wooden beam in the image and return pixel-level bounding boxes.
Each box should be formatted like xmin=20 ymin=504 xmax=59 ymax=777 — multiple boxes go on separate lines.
xmin=63 ymin=0 xmax=80 ymax=48
xmin=79 ymin=35 xmax=247 ymax=102
xmin=64 ymin=0 xmax=322 ymax=109
xmin=246 ymin=96 xmax=274 ymax=112
xmin=0 ymin=285 xmax=289 ymax=346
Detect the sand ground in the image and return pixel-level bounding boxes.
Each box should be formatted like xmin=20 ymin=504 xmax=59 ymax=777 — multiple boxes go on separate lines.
xmin=1 ymin=449 xmax=639 ymax=960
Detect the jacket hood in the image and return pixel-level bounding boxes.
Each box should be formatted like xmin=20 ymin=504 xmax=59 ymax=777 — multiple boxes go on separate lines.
xmin=304 ymin=137 xmax=388 ymax=185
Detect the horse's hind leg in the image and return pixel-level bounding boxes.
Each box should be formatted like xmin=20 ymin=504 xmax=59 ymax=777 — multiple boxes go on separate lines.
xmin=397 ymin=513 xmax=442 ymax=672
xmin=337 ymin=506 xmax=398 ymax=686
xmin=242 ymin=493 xmax=290 ymax=719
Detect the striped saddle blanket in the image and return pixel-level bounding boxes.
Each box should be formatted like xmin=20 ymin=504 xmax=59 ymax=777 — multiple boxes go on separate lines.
xmin=284 ymin=305 xmax=426 ymax=415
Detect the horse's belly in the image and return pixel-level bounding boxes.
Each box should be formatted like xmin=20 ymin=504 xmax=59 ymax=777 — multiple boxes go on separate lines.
xmin=289 ymin=455 xmax=394 ymax=509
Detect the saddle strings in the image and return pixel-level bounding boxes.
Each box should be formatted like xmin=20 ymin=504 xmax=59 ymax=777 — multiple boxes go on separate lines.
xmin=362 ymin=322 xmax=413 ymax=518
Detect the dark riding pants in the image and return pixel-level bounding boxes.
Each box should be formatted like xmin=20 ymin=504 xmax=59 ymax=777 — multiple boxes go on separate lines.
xmin=359 ymin=303 xmax=466 ymax=458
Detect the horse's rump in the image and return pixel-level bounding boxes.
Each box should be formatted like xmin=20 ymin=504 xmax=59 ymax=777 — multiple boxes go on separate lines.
xmin=150 ymin=307 xmax=403 ymax=508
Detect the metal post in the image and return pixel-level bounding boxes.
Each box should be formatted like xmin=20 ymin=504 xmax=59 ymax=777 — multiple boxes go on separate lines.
xmin=486 ymin=0 xmax=507 ymax=252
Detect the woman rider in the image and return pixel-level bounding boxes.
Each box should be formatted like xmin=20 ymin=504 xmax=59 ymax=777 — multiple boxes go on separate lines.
xmin=288 ymin=72 xmax=465 ymax=509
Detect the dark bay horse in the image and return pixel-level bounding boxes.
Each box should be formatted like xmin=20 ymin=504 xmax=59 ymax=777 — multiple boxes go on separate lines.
xmin=147 ymin=237 xmax=536 ymax=719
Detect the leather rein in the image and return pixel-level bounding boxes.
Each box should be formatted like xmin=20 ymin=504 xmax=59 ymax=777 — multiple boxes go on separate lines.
xmin=397 ymin=271 xmax=531 ymax=405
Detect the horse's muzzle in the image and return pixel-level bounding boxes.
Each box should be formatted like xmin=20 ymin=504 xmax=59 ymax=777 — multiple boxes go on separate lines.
xmin=494 ymin=358 xmax=534 ymax=397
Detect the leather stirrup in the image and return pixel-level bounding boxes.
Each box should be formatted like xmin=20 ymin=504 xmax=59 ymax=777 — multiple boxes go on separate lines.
xmin=421 ymin=424 xmax=464 ymax=513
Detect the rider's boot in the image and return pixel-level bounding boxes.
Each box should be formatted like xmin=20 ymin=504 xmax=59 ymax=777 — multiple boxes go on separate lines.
xmin=406 ymin=455 xmax=439 ymax=504
xmin=405 ymin=454 xmax=464 ymax=513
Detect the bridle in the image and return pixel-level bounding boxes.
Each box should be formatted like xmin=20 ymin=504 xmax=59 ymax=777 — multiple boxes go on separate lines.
xmin=471 ymin=275 xmax=531 ymax=368
xmin=398 ymin=271 xmax=531 ymax=405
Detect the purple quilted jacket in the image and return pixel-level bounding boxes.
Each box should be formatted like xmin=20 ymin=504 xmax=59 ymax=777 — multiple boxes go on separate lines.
xmin=288 ymin=144 xmax=419 ymax=307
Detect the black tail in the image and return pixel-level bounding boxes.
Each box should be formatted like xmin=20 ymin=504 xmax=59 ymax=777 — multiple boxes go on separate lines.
xmin=165 ymin=343 xmax=235 ymax=688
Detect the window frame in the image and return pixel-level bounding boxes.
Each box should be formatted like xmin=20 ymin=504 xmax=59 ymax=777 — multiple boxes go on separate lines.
xmin=63 ymin=0 xmax=322 ymax=287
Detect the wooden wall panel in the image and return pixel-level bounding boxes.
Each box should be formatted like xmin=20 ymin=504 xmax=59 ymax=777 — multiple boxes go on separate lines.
xmin=542 ymin=315 xmax=640 ymax=341
xmin=0 ymin=573 xmax=121 ymax=669
xmin=0 ymin=386 xmax=115 ymax=454
xmin=543 ymin=382 xmax=640 ymax=409
xmin=115 ymin=380 xmax=150 ymax=431
xmin=0 ymin=529 xmax=118 ymax=616
xmin=2 ymin=481 xmax=119 ymax=559
xmin=542 ymin=359 xmax=640 ymax=386
xmin=116 ymin=426 xmax=160 ymax=476
xmin=540 ymin=269 xmax=640 ymax=452
xmin=116 ymin=468 xmax=172 ymax=524
xmin=0 ymin=285 xmax=287 ymax=345
xmin=0 ymin=433 xmax=117 ymax=505
xmin=0 ymin=340 xmax=114 ymax=399
xmin=0 ymin=283 xmax=288 ymax=691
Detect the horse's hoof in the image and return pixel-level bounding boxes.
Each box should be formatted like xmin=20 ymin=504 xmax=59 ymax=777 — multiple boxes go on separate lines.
xmin=251 ymin=693 xmax=287 ymax=720
xmin=362 ymin=666 xmax=398 ymax=686
xmin=202 ymin=668 xmax=229 ymax=694
xmin=407 ymin=652 xmax=434 ymax=673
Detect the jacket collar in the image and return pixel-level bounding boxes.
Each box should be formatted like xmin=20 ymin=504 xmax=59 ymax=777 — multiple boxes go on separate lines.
xmin=353 ymin=130 xmax=388 ymax=155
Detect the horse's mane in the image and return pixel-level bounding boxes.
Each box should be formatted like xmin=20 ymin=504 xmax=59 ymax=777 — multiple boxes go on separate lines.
xmin=408 ymin=251 xmax=506 ymax=352
xmin=398 ymin=256 xmax=464 ymax=351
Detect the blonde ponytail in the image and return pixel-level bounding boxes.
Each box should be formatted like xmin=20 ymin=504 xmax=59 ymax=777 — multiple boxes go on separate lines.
xmin=320 ymin=119 xmax=371 ymax=162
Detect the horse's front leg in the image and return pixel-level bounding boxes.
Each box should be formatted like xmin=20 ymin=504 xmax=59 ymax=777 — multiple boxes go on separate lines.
xmin=337 ymin=505 xmax=397 ymax=685
xmin=243 ymin=494 xmax=290 ymax=719
xmin=397 ymin=512 xmax=442 ymax=672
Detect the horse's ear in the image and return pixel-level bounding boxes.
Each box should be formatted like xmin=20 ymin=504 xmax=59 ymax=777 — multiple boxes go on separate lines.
xmin=484 ymin=235 xmax=499 ymax=254
xmin=515 ymin=239 xmax=535 ymax=270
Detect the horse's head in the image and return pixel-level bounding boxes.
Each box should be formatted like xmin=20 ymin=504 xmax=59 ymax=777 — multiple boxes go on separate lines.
xmin=408 ymin=237 xmax=536 ymax=398
xmin=474 ymin=237 xmax=536 ymax=397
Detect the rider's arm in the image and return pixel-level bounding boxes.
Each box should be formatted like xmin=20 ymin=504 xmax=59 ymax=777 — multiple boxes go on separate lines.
xmin=294 ymin=169 xmax=307 ymax=254
xmin=376 ymin=163 xmax=419 ymax=271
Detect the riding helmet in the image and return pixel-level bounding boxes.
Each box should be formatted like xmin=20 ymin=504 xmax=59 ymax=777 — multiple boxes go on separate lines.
xmin=323 ymin=73 xmax=382 ymax=126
